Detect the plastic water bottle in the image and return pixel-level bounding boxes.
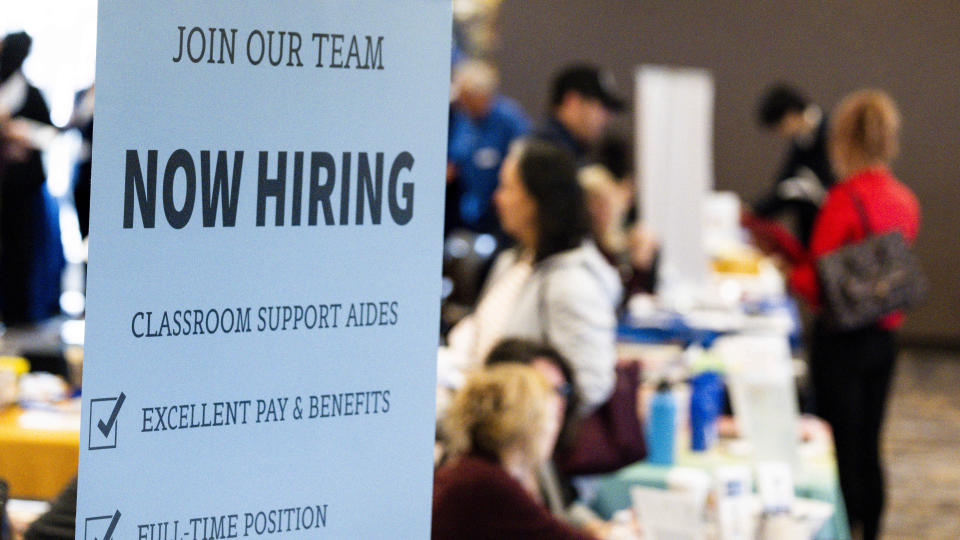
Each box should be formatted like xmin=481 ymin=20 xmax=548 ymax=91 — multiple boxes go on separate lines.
xmin=647 ymin=381 xmax=676 ymax=465
xmin=690 ymin=371 xmax=721 ymax=451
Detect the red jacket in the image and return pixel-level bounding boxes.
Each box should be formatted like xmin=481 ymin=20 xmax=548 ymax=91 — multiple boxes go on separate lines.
xmin=789 ymin=167 xmax=921 ymax=329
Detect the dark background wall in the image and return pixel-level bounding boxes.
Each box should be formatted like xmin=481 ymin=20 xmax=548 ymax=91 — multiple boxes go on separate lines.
xmin=493 ymin=0 xmax=960 ymax=345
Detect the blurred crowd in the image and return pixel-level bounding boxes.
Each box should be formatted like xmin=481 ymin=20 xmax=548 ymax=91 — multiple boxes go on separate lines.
xmin=0 ymin=31 xmax=92 ymax=330
xmin=0 ymin=16 xmax=920 ymax=540
xmin=435 ymin=47 xmax=917 ymax=540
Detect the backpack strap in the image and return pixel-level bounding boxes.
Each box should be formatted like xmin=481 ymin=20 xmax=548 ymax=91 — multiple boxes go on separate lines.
xmin=845 ymin=187 xmax=873 ymax=237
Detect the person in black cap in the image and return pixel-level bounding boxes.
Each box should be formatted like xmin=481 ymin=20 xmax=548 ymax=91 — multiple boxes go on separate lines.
xmin=534 ymin=64 xmax=624 ymax=164
xmin=751 ymin=83 xmax=835 ymax=247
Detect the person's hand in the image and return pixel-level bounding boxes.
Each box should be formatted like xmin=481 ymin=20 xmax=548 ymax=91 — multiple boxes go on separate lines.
xmin=628 ymin=225 xmax=658 ymax=271
xmin=584 ymin=512 xmax=642 ymax=539
xmin=1 ymin=118 xmax=33 ymax=162
xmin=770 ymin=254 xmax=791 ymax=276
xmin=446 ymin=162 xmax=457 ymax=184
xmin=582 ymin=518 xmax=612 ymax=539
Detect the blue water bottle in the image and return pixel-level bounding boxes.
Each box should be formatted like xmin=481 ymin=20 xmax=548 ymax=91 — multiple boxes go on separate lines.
xmin=690 ymin=371 xmax=722 ymax=451
xmin=647 ymin=381 xmax=676 ymax=465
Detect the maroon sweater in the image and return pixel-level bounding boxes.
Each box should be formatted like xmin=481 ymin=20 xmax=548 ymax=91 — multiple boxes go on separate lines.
xmin=432 ymin=455 xmax=596 ymax=540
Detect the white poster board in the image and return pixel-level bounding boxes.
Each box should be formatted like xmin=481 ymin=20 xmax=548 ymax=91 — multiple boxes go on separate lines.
xmin=77 ymin=2 xmax=450 ymax=539
xmin=635 ymin=66 xmax=714 ymax=309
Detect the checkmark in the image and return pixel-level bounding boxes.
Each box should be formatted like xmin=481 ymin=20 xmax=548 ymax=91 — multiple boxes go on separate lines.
xmin=98 ymin=392 xmax=126 ymax=437
xmin=100 ymin=510 xmax=121 ymax=540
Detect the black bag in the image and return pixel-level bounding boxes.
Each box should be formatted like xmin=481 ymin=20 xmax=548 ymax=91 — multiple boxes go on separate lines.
xmin=816 ymin=190 xmax=925 ymax=330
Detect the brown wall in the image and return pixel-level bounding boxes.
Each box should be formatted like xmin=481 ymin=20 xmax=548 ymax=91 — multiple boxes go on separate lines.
xmin=493 ymin=0 xmax=960 ymax=344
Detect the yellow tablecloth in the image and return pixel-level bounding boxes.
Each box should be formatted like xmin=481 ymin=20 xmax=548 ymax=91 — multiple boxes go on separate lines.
xmin=0 ymin=406 xmax=79 ymax=499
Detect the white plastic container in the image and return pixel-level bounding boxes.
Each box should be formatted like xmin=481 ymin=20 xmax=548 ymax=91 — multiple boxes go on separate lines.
xmin=714 ymin=334 xmax=800 ymax=470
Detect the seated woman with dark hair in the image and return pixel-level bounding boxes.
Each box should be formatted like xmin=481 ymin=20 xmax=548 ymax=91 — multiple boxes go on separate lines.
xmin=432 ymin=364 xmax=595 ymax=540
xmin=439 ymin=138 xmax=621 ymax=414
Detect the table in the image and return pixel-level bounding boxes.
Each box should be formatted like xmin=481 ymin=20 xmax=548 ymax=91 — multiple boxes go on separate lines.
xmin=0 ymin=405 xmax=79 ymax=500
xmin=619 ymin=295 xmax=802 ymax=349
xmin=586 ymin=438 xmax=850 ymax=540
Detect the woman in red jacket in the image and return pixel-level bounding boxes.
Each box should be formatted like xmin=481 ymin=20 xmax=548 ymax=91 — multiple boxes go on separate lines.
xmin=789 ymin=89 xmax=920 ymax=540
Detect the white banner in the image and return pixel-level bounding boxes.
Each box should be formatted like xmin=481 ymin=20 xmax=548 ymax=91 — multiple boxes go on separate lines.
xmin=77 ymin=2 xmax=450 ymax=538
xmin=635 ymin=65 xmax=714 ymax=308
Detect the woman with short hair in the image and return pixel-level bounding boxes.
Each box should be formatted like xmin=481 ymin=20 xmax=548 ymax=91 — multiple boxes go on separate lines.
xmin=789 ymin=89 xmax=920 ymax=540
xmin=432 ymin=365 xmax=595 ymax=540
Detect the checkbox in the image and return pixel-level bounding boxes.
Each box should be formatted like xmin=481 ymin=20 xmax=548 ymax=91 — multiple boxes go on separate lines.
xmin=85 ymin=510 xmax=121 ymax=540
xmin=88 ymin=392 xmax=126 ymax=450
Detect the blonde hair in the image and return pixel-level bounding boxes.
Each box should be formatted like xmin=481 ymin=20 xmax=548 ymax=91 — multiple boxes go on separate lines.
xmin=578 ymin=164 xmax=630 ymax=252
xmin=443 ymin=364 xmax=550 ymax=461
xmin=829 ymin=89 xmax=901 ymax=178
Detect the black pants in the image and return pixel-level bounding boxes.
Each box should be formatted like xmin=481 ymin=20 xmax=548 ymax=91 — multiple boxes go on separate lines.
xmin=811 ymin=321 xmax=897 ymax=540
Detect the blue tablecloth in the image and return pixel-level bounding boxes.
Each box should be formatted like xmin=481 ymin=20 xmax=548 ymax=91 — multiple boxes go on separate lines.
xmin=618 ymin=296 xmax=803 ymax=349
xmin=608 ymin=296 xmax=843 ymax=536
xmin=587 ymin=447 xmax=850 ymax=540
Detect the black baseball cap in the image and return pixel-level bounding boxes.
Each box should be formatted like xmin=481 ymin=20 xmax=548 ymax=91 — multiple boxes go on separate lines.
xmin=551 ymin=64 xmax=625 ymax=112
xmin=757 ymin=83 xmax=808 ymax=127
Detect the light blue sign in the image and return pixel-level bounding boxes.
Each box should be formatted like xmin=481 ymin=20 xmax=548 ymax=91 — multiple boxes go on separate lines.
xmin=77 ymin=2 xmax=450 ymax=538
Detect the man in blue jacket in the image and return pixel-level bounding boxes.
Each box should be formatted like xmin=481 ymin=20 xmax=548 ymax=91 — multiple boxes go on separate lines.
xmin=447 ymin=60 xmax=530 ymax=236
